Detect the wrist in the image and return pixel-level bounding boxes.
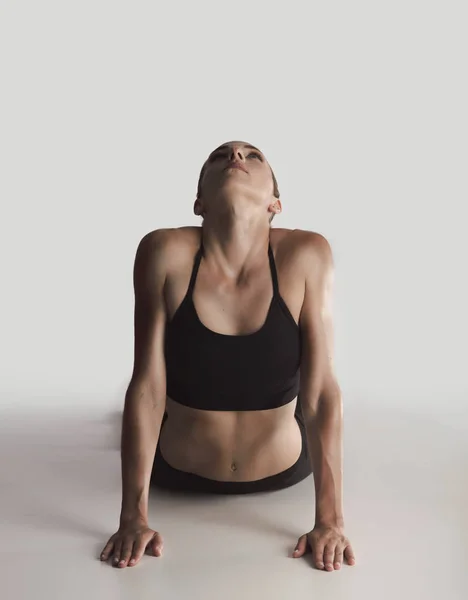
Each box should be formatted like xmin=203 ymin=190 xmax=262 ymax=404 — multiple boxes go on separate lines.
xmin=119 ymin=512 xmax=148 ymax=526
xmin=315 ymin=514 xmax=344 ymax=529
xmin=120 ymin=490 xmax=148 ymax=525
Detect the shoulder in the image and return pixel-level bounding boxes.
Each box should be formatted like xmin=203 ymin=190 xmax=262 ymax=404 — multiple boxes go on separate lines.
xmin=137 ymin=226 xmax=196 ymax=248
xmin=135 ymin=226 xmax=197 ymax=269
xmin=289 ymin=228 xmax=332 ymax=254
xmin=287 ymin=229 xmax=334 ymax=281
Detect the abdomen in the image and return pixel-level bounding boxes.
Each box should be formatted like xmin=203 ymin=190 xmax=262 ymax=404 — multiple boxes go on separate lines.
xmin=159 ymin=395 xmax=302 ymax=481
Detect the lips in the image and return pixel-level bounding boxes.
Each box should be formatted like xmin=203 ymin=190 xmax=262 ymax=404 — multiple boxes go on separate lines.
xmin=225 ymin=162 xmax=248 ymax=173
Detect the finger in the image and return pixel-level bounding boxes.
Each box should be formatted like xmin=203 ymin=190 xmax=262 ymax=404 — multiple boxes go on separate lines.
xmin=129 ymin=532 xmax=163 ymax=566
xmin=150 ymin=532 xmax=164 ymax=557
xmin=112 ymin=539 xmax=123 ymax=566
xmin=129 ymin=539 xmax=148 ymax=566
xmin=334 ymin=545 xmax=344 ymax=570
xmin=312 ymin=541 xmax=325 ymax=570
xmin=323 ymin=543 xmax=336 ymax=571
xmin=292 ymin=534 xmax=307 ymax=557
xmin=100 ymin=539 xmax=114 ymax=561
xmin=344 ymin=544 xmax=356 ymax=565
xmin=117 ymin=539 xmax=135 ymax=568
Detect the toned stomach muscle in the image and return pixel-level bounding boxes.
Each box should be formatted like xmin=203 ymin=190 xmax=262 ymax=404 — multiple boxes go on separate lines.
xmin=158 ymin=395 xmax=303 ymax=482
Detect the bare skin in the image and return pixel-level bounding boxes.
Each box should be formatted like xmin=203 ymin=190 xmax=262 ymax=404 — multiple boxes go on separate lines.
xmin=159 ymin=225 xmax=306 ymax=481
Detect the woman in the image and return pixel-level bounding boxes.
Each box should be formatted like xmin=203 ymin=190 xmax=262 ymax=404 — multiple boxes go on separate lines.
xmin=100 ymin=141 xmax=356 ymax=571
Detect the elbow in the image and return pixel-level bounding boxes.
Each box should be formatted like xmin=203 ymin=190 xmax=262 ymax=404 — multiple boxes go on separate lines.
xmin=300 ymin=380 xmax=342 ymax=423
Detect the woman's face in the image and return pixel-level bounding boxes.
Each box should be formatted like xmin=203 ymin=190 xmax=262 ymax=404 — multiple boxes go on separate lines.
xmin=196 ymin=141 xmax=279 ymax=218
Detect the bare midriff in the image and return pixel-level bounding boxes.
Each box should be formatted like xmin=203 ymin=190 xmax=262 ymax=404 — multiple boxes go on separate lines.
xmin=158 ymin=395 xmax=302 ymax=482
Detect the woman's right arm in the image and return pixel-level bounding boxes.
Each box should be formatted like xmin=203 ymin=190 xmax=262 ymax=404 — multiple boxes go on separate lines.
xmin=119 ymin=229 xmax=170 ymax=524
xmin=100 ymin=229 xmax=170 ymax=567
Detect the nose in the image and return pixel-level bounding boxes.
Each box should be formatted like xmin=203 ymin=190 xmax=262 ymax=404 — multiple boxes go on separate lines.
xmin=229 ymin=147 xmax=245 ymax=162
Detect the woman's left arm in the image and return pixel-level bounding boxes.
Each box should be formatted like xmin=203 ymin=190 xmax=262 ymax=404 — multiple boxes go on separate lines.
xmin=293 ymin=231 xmax=356 ymax=571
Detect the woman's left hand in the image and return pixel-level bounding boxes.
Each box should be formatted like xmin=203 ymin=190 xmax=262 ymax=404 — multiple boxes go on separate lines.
xmin=292 ymin=524 xmax=356 ymax=571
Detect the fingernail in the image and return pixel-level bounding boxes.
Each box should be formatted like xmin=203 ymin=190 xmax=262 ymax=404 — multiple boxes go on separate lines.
xmin=335 ymin=562 xmax=341 ymax=569
xmin=129 ymin=559 xmax=135 ymax=564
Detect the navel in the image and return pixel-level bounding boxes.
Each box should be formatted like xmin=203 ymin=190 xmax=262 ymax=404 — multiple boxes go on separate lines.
xmin=230 ymin=462 xmax=237 ymax=472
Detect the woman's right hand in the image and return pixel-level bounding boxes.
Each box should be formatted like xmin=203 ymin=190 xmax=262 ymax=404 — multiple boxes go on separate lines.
xmin=100 ymin=517 xmax=164 ymax=568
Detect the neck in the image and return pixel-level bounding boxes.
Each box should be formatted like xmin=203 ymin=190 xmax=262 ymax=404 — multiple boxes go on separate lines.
xmin=200 ymin=214 xmax=271 ymax=279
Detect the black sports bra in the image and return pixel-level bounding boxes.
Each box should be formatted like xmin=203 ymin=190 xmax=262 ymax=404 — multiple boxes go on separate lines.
xmin=164 ymin=238 xmax=302 ymax=411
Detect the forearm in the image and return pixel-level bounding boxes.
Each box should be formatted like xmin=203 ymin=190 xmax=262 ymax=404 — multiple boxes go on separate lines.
xmin=303 ymin=388 xmax=344 ymax=527
xmin=119 ymin=383 xmax=166 ymax=524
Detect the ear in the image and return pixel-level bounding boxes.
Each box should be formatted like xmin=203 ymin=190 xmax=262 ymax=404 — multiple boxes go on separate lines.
xmin=269 ymin=199 xmax=282 ymax=214
xmin=194 ymin=199 xmax=203 ymax=216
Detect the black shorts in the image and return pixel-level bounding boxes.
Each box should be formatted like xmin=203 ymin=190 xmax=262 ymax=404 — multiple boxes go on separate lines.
xmin=150 ymin=403 xmax=312 ymax=495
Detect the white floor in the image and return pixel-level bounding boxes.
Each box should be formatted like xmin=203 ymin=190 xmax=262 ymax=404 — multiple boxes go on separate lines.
xmin=1 ymin=397 xmax=466 ymax=600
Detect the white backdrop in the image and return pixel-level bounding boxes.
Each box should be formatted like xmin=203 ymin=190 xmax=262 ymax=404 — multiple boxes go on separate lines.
xmin=1 ymin=2 xmax=467 ymax=599
xmin=2 ymin=2 xmax=466 ymax=415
